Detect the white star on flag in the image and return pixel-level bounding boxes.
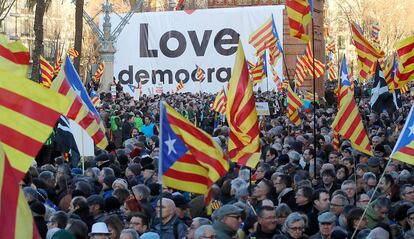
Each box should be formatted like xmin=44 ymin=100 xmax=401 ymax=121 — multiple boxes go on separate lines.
xmin=409 ymin=123 xmax=414 ymax=137
xmin=165 ymin=134 xmax=177 ymax=155
xmin=341 ymin=71 xmax=349 ymax=84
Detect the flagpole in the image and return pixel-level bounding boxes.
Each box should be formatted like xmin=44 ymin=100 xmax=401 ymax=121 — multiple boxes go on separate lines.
xmin=159 ymin=101 xmax=164 ymax=239
xmin=350 ymin=159 xmax=392 ymax=239
xmin=311 ymin=4 xmax=317 ymax=180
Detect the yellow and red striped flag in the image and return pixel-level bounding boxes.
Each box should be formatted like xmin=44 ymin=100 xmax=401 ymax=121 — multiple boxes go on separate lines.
xmin=286 ymin=0 xmax=311 ymax=43
xmin=176 ymin=80 xmax=184 ymax=92
xmin=51 ymin=57 xmax=108 ymax=149
xmin=287 ymin=84 xmax=303 ymax=126
xmin=195 ymin=65 xmax=205 ymax=82
xmin=226 ymin=41 xmax=261 ymax=168
xmin=351 ymin=22 xmax=385 ymax=81
xmin=40 ymin=55 xmax=54 ymax=88
xmin=0 ymin=35 xmax=30 ymax=78
xmin=160 ymin=102 xmax=229 ymax=208
xmin=249 ymin=17 xmax=274 ymax=57
xmin=54 ymin=57 xmax=63 ymax=76
xmin=248 ymin=57 xmax=266 ymax=85
xmin=331 ymin=93 xmax=373 ymax=156
xmin=395 ymin=35 xmax=414 ymax=87
xmin=294 ymin=55 xmax=307 ymax=87
xmin=211 ymin=88 xmax=227 ymax=114
xmin=384 ymin=56 xmax=398 ymax=92
xmin=0 ymin=145 xmax=41 ymax=239
xmin=326 ymin=41 xmax=336 ymax=53
xmin=67 ymin=48 xmax=79 ymax=58
xmin=302 ymin=42 xmax=325 ymax=78
xmin=328 ymin=61 xmax=337 ymax=81
xmin=94 ymin=63 xmax=104 ymax=84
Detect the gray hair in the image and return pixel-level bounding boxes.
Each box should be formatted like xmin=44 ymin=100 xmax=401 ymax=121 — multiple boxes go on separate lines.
xmin=283 ymin=212 xmax=304 ymax=233
xmin=194 ymin=225 xmax=214 ymax=239
xmin=238 ymin=169 xmax=251 ymax=181
xmin=275 ymin=203 xmax=292 ymax=217
xmin=193 ymin=217 xmax=212 ymax=226
xmin=39 ymin=171 xmax=54 ymax=182
xmin=341 ymin=180 xmax=356 ymax=190
xmin=120 ymin=229 xmax=139 ymax=239
xmin=288 ymin=151 xmax=301 ymax=164
xmin=374 ymin=197 xmax=391 ymax=209
xmin=363 ymin=172 xmax=376 ymax=182
xmin=332 ymin=194 xmax=349 ymax=206
xmin=231 ymin=178 xmax=247 ymax=192
xmin=131 ymin=184 xmax=151 ymax=199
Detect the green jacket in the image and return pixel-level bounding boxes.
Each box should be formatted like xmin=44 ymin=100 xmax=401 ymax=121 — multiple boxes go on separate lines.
xmin=133 ymin=117 xmax=143 ymax=132
xmin=213 ymin=221 xmax=237 ymax=239
xmin=110 ymin=116 xmax=121 ymax=132
xmin=365 ymin=199 xmax=390 ymax=229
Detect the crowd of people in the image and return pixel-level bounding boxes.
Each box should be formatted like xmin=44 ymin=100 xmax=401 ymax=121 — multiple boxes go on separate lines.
xmin=28 ymin=82 xmax=414 ymax=239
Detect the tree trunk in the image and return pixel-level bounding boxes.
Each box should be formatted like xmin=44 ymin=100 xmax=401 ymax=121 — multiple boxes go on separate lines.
xmin=31 ymin=0 xmax=46 ymax=82
xmin=74 ymin=0 xmax=84 ymax=72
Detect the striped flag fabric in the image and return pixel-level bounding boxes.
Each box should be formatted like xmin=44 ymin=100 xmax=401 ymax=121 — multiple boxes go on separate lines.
xmin=326 ymin=41 xmax=336 ymax=53
xmin=176 ymin=80 xmax=184 ymax=92
xmin=54 ymin=57 xmax=63 ymax=76
xmin=371 ymin=22 xmax=380 ymax=44
xmin=160 ymin=101 xmax=229 ymax=202
xmin=390 ymin=102 xmax=414 ymax=164
xmin=384 ymin=56 xmax=398 ymax=91
xmin=40 ymin=55 xmax=55 ymax=88
xmin=286 ymin=0 xmax=311 ymax=43
xmin=248 ymin=15 xmax=283 ymax=63
xmin=294 ymin=55 xmax=307 ymax=88
xmin=51 ymin=56 xmax=108 ymax=149
xmin=351 ymin=22 xmax=385 ymax=81
xmin=211 ymin=88 xmax=227 ymax=114
xmin=67 ymin=48 xmax=79 ymax=58
xmin=338 ymin=56 xmax=352 ymax=106
xmin=94 ymin=63 xmax=105 ymax=83
xmin=0 ymin=35 xmax=30 ymax=78
xmin=249 ymin=17 xmax=274 ymax=57
xmin=302 ymin=42 xmax=325 ymax=78
xmin=0 ymin=145 xmax=41 ymax=239
xmin=226 ymin=41 xmax=261 ymax=168
xmin=287 ymin=84 xmax=303 ymax=126
xmin=328 ymin=61 xmax=337 ymax=81
xmin=90 ymin=90 xmax=101 ymax=107
xmin=195 ymin=65 xmax=205 ymax=82
xmin=331 ymin=93 xmax=373 ymax=156
xmin=0 ymin=37 xmax=70 ymax=239
xmin=0 ymin=48 xmax=70 ymax=177
xmin=395 ymin=35 xmax=414 ymax=87
xmin=248 ymin=56 xmax=266 ymax=85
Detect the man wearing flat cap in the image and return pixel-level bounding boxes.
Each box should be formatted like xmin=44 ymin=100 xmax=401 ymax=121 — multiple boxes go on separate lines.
xmin=310 ymin=212 xmax=337 ymax=239
xmin=212 ymin=204 xmax=244 ymax=239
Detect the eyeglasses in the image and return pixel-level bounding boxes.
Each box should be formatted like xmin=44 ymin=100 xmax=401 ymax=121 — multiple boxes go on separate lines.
xmin=320 ymin=222 xmax=333 ymax=225
xmin=405 ymin=191 xmax=414 ymax=195
xmin=200 ymin=235 xmax=217 ymax=239
xmin=289 ymin=226 xmax=304 ymax=231
xmin=330 ymin=203 xmax=344 ymax=207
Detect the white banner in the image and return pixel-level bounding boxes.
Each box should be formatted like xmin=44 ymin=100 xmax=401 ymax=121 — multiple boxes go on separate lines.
xmin=112 ymin=5 xmax=285 ymax=94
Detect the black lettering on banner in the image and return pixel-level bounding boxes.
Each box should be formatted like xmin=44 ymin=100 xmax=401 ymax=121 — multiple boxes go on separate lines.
xmin=175 ymin=69 xmax=190 ymax=83
xmin=135 ymin=70 xmax=150 ymax=84
xmin=152 ymin=69 xmax=173 ymax=84
xmin=214 ymin=28 xmax=239 ymax=56
xmin=140 ymin=24 xmax=158 ymax=58
xmin=188 ymin=30 xmax=212 ymax=56
xmin=118 ymin=65 xmax=134 ymax=84
xmin=160 ymin=31 xmax=186 ymax=58
xmin=207 ymin=68 xmax=215 ymax=83
xmin=216 ymin=67 xmax=231 ymax=82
